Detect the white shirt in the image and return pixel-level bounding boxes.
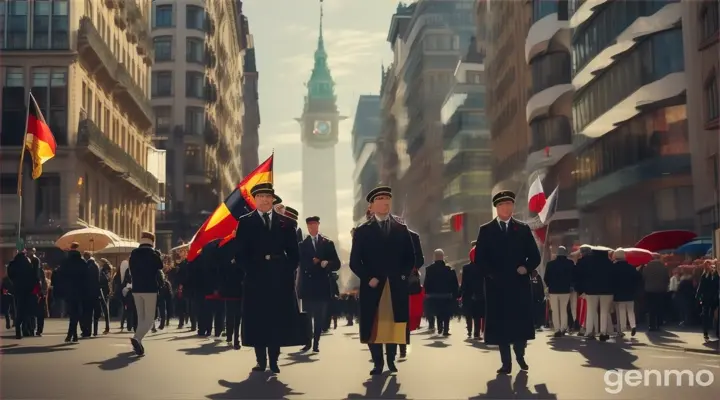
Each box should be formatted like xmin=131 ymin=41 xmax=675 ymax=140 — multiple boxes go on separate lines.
xmin=668 ymin=275 xmax=679 ymax=292
xmin=496 ymin=217 xmax=511 ymax=230
xmin=257 ymin=209 xmax=273 ymax=226
xmin=375 ymin=214 xmax=390 ymax=222
xmin=311 ymin=235 xmax=319 ymax=249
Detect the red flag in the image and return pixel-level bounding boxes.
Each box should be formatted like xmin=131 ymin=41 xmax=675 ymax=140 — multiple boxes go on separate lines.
xmin=451 ymin=213 xmax=464 ymax=232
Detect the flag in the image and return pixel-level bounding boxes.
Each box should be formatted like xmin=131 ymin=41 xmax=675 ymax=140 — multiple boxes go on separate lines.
xmin=25 ymin=93 xmax=56 ymax=179
xmin=187 ymin=154 xmax=273 ymax=261
xmin=450 ymin=213 xmax=464 ymax=232
xmin=527 ymin=176 xmax=546 ymax=214
xmin=538 ymin=186 xmax=559 ymax=224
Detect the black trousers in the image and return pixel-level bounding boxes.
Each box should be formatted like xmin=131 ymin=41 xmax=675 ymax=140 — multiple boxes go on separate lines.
xmin=645 ymin=292 xmax=665 ymax=329
xmin=175 ymin=296 xmax=188 ymax=327
xmin=465 ymin=315 xmax=482 ymax=336
xmin=254 ymin=346 xmax=280 ymax=364
xmin=369 ymin=344 xmax=397 ymax=367
xmin=432 ymin=299 xmax=454 ymax=334
xmin=399 ymin=326 xmax=411 ymax=355
xmin=701 ymin=303 xmax=719 ymax=337
xmin=199 ymin=299 xmax=225 ymax=336
xmin=65 ymin=297 xmax=82 ymax=338
xmin=157 ymin=297 xmax=172 ymax=329
xmin=93 ymin=295 xmax=110 ymax=334
xmin=36 ymin=296 xmax=47 ymax=334
xmin=303 ymin=300 xmax=329 ymax=345
xmin=13 ymin=294 xmax=33 ymax=337
xmin=80 ymin=296 xmax=97 ymax=335
xmin=225 ymin=299 xmax=242 ymax=343
xmin=120 ymin=294 xmax=137 ymax=331
xmin=499 ymin=341 xmax=527 ymax=366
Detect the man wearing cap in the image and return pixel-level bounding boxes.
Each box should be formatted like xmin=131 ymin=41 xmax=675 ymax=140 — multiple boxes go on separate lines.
xmin=474 ymin=190 xmax=541 ymax=374
xmin=544 ymin=246 xmax=575 ymax=338
xmin=284 ymin=206 xmax=304 ymax=244
xmin=128 ymin=231 xmax=164 ymax=356
xmin=234 ymin=182 xmax=301 ymax=374
xmin=273 ymin=194 xmax=285 ymax=215
xmin=350 ymin=185 xmax=416 ymax=375
xmin=298 ymin=215 xmax=341 ymax=352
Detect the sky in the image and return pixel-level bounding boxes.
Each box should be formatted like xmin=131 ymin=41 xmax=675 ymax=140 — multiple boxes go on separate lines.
xmin=243 ymin=0 xmax=398 ymax=251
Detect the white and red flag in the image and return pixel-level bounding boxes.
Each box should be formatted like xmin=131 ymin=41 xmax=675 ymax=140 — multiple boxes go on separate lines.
xmin=527 ymin=176 xmax=546 ymax=214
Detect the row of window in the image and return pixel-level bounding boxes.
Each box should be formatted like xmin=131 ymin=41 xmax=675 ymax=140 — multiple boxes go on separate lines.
xmin=0 ymin=174 xmax=60 ymax=224
xmin=533 ymin=0 xmax=569 ymax=22
xmin=0 ymin=0 xmax=69 ymax=49
xmin=80 ymin=81 xmax=147 ymax=165
xmin=153 ymin=35 xmax=205 ymax=63
xmin=153 ymin=106 xmax=205 ymax=136
xmin=1 ymin=67 xmax=67 ymax=146
xmin=700 ymin=1 xmax=719 ymax=43
xmin=572 ymin=0 xmax=675 ymax=75
xmin=529 ymin=116 xmax=573 ymax=153
xmin=705 ymin=75 xmax=719 ymax=123
xmin=444 ymin=171 xmax=492 ymax=199
xmin=423 ymin=34 xmax=461 ymax=51
xmin=153 ymin=3 xmax=205 ymax=31
xmin=531 ymin=51 xmax=571 ymax=94
xmin=572 ymin=28 xmax=684 ymax=135
xmin=151 ymin=70 xmax=206 ymax=98
xmin=574 ymin=105 xmax=689 ymax=188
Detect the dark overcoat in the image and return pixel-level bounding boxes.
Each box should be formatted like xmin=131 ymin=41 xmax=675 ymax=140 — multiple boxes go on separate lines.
xmin=299 ymin=234 xmax=341 ymax=301
xmin=474 ymin=218 xmax=541 ymax=345
xmin=234 ymin=210 xmax=300 ymax=347
xmin=349 ymin=216 xmax=416 ymax=343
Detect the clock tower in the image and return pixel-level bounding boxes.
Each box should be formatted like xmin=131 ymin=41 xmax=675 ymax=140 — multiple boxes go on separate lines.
xmin=296 ymin=0 xmax=345 ymax=242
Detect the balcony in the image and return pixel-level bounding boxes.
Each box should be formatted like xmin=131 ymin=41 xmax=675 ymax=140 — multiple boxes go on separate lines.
xmin=204 ymin=120 xmax=219 ymax=146
xmin=216 ymin=138 xmax=232 ymax=165
xmin=444 ymin=150 xmax=492 ymax=180
xmin=76 ymin=117 xmax=160 ymax=201
xmin=77 ymin=17 xmax=154 ymax=129
xmin=185 ymin=164 xmax=210 ymax=185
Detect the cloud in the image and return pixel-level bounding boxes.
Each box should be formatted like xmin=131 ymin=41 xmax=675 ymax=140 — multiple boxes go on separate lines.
xmin=258 ymin=132 xmax=301 ymax=153
xmin=274 ymin=170 xmax=302 ymax=192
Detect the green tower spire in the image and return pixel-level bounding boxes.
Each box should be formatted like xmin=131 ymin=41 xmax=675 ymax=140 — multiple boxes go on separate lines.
xmin=307 ymin=0 xmax=335 ymax=100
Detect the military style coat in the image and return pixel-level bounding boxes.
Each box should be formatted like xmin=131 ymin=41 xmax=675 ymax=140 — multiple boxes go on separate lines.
xmin=234 ymin=210 xmax=301 ymax=347
xmin=299 ymin=234 xmax=341 ymax=301
xmin=349 ymin=216 xmax=416 ymax=343
xmin=474 ymin=218 xmax=541 ymax=345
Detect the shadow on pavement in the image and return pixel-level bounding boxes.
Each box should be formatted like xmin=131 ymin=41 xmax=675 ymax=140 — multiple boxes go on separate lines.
xmin=464 ymin=338 xmax=491 ymax=352
xmin=345 ymin=374 xmax=406 ymax=399
xmin=643 ymin=330 xmax=685 ymax=347
xmin=702 ymin=340 xmax=719 ymax=352
xmin=165 ymin=333 xmax=206 ymax=342
xmin=469 ymin=371 xmax=557 ymax=399
xmin=424 ymin=340 xmax=450 ymax=348
xmin=280 ymin=352 xmax=319 ymax=367
xmin=207 ymin=374 xmax=303 ymax=399
xmin=178 ymin=340 xmax=232 ymax=356
xmin=549 ymin=337 xmax=638 ymax=370
xmin=85 ymin=351 xmax=141 ymax=371
xmin=0 ymin=342 xmax=75 ymax=355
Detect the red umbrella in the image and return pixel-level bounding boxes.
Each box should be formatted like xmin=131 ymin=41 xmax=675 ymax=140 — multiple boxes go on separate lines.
xmin=634 ymin=230 xmax=697 ymax=252
xmin=621 ymin=247 xmax=656 ymax=267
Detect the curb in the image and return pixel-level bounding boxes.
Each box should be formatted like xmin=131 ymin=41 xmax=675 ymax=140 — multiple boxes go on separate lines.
xmin=640 ymin=342 xmax=720 ymax=356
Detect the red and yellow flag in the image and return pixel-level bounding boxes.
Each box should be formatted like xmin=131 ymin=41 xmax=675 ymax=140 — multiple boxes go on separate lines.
xmin=187 ymin=154 xmax=274 ymax=261
xmin=25 ymin=93 xmax=57 ymax=179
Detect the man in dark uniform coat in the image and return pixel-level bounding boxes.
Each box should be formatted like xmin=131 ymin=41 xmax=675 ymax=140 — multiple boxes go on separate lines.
xmin=234 ymin=182 xmax=301 ymax=374
xmin=350 ymin=186 xmax=416 ymax=375
xmin=461 ymin=241 xmax=485 ymax=339
xmin=299 ymin=216 xmax=341 ymax=352
xmin=474 ymin=190 xmax=541 ymax=374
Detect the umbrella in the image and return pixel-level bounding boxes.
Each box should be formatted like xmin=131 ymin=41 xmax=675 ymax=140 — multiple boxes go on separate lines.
xmin=674 ymin=238 xmax=713 ymax=256
xmin=55 ymin=227 xmax=120 ymax=251
xmin=96 ymin=240 xmax=139 ymax=254
xmin=620 ymin=247 xmax=655 ymax=267
xmin=635 ymin=230 xmax=697 ymax=252
xmin=592 ymin=245 xmax=614 ymax=252
xmin=171 ymin=242 xmax=190 ymax=253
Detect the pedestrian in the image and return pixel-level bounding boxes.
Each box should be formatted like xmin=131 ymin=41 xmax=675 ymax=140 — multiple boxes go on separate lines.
xmin=81 ymin=251 xmax=101 ymax=337
xmin=461 ymin=241 xmax=485 ymax=339
xmin=349 ymin=185 xmax=416 ymax=375
xmin=299 ymin=215 xmax=341 ymax=353
xmin=544 ymin=246 xmax=575 ymax=337
xmin=128 ymin=231 xmax=164 ymax=356
xmin=424 ymin=249 xmax=459 ymax=337
xmin=234 ymin=182 xmax=302 ymax=374
xmin=97 ymin=259 xmax=112 ymax=335
xmin=222 ymin=236 xmax=244 ymax=350
xmin=56 ymin=242 xmax=88 ymax=343
xmin=474 ymin=190 xmax=541 ymax=374
xmin=641 ymin=254 xmax=669 ymax=331
xmin=611 ymin=249 xmax=641 ymax=337
xmin=7 ymin=250 xmax=38 ymax=339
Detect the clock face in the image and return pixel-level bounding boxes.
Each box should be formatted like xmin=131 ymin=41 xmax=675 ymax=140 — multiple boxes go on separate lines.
xmin=313 ymin=120 xmax=331 ymax=136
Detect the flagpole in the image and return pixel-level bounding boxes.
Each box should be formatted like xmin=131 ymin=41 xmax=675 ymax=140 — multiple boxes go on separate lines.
xmin=16 ymin=92 xmax=31 ymax=245
xmin=541 ymin=185 xmax=560 ymax=273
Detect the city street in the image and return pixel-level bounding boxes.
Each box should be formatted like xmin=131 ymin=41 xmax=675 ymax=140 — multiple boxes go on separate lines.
xmin=1 ymin=320 xmax=718 ymax=399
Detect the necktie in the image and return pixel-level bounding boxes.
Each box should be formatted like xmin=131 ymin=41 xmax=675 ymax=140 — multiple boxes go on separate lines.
xmin=263 ymin=212 xmax=271 ymax=230
xmin=500 ymin=221 xmax=507 ymax=233
xmin=382 ymin=219 xmax=390 ymax=235
xmin=312 ymin=236 xmax=317 ymax=250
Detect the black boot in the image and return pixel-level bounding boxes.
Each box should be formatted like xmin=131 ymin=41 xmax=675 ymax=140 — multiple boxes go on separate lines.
xmin=498 ymin=344 xmax=512 ymax=374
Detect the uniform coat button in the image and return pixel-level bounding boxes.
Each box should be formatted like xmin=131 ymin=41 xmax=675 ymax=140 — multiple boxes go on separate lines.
xmin=401 ymin=275 xmax=406 ymax=280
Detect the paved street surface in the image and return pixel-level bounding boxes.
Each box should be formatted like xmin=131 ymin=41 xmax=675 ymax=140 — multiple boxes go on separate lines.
xmin=1 ymin=320 xmax=718 ymax=399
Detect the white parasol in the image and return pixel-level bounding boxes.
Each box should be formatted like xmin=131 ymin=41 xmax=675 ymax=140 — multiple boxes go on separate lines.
xmin=55 ymin=227 xmax=121 ymax=251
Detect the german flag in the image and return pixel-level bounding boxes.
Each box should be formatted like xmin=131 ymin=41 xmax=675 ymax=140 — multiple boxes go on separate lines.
xmin=187 ymin=154 xmax=274 ymax=261
xmin=25 ymin=92 xmax=57 ymax=179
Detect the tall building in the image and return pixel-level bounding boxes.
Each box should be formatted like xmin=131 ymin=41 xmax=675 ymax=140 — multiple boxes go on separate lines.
xmin=439 ymin=36 xmax=492 ymax=265
xmin=525 ymin=0 xmax=578 ymax=248
xmin=570 ymin=0 xmax=692 ymax=246
xmin=682 ymin=0 xmax=718 ymax=236
xmin=378 ymin=0 xmax=476 ymax=256
xmin=351 ymin=94 xmax=381 ymax=226
xmin=0 ymin=0 xmax=163 ymax=265
xmin=296 ymin=1 xmax=344 ymax=242
xmin=240 ymin=11 xmax=260 ymax=176
xmin=484 ymin=0 xmax=533 ymax=214
xmin=150 ymin=0 xmax=245 ymax=249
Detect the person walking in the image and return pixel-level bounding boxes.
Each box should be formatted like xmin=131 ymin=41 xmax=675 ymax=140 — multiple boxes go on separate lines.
xmin=128 ymin=232 xmax=164 ymax=356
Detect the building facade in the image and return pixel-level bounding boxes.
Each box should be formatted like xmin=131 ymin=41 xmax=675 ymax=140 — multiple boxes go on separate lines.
xmin=240 ymin=11 xmax=260 ymax=176
xmin=297 ymin=2 xmax=343 ymax=242
xmin=150 ymin=0 xmax=245 ymax=249
xmin=570 ymin=0 xmax=693 ymax=246
xmin=0 ymin=0 xmax=163 ymax=265
xmin=525 ymin=0 xmax=578 ymax=249
xmin=439 ymin=36 xmax=492 ymax=266
xmin=682 ymin=0 xmax=718 ymax=236
xmin=483 ymin=0 xmax=533 ymax=214
xmin=351 ymin=94 xmax=381 ymax=226
xmin=378 ymin=0 xmax=476 ymax=257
